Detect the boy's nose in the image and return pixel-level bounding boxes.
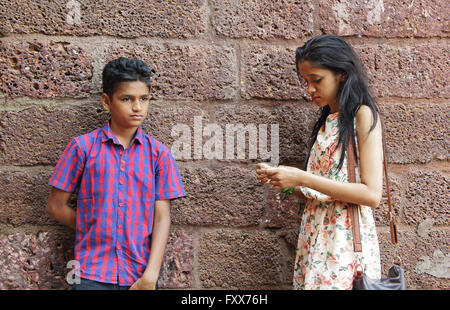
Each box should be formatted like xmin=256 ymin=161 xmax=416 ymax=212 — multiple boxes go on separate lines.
xmin=132 ymin=100 xmax=142 ymax=111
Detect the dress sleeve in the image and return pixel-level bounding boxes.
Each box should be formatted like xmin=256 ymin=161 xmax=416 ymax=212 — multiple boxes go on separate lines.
xmin=154 ymin=149 xmax=186 ymax=201
xmin=299 ymin=186 xmax=335 ymax=202
xmin=48 ymin=138 xmax=85 ymax=193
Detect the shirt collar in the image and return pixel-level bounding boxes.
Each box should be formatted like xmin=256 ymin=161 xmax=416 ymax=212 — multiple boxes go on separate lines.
xmin=101 ymin=121 xmax=144 ymax=146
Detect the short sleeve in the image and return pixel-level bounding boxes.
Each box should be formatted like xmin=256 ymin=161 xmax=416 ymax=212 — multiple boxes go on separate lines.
xmin=299 ymin=186 xmax=334 ymax=202
xmin=154 ymin=149 xmax=186 ymax=201
xmin=49 ymin=138 xmax=85 ymax=193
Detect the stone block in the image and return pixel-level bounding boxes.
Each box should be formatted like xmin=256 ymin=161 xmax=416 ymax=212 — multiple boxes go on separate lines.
xmin=211 ymin=0 xmax=313 ymax=39
xmin=240 ymin=44 xmax=303 ymax=100
xmin=143 ymin=102 xmax=210 ymax=162
xmin=355 ymin=43 xmax=450 ymax=99
xmin=0 ymin=105 xmax=108 ymax=166
xmin=0 ymin=231 xmax=75 ymax=290
xmin=262 ymin=186 xmax=303 ymax=230
xmin=171 ymin=165 xmax=266 ymax=227
xmin=318 ymin=0 xmax=449 ymax=38
xmin=198 ymin=229 xmax=282 ymax=288
xmin=273 ymin=102 xmax=319 ymax=163
xmin=0 ymin=41 xmax=92 ymax=98
xmin=0 ymin=169 xmax=57 ymax=226
xmin=380 ymin=102 xmax=449 ymax=163
xmin=403 ymin=170 xmax=449 ymax=226
xmin=211 ymin=103 xmax=279 ymax=164
xmin=378 ymin=229 xmax=449 ymax=289
xmin=213 ymin=102 xmax=318 ymax=164
xmin=159 ymin=230 xmax=194 ymax=289
xmin=104 ymin=43 xmax=237 ymax=101
xmin=0 ymin=0 xmax=206 ymax=39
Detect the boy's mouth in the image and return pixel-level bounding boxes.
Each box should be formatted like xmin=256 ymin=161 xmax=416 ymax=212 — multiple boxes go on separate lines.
xmin=130 ymin=115 xmax=144 ymax=120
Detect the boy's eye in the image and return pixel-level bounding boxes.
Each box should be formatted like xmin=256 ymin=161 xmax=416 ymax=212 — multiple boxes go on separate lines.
xmin=140 ymin=96 xmax=149 ymax=101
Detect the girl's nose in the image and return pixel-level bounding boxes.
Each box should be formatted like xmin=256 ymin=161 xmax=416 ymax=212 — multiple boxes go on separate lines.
xmin=307 ymin=83 xmax=316 ymax=94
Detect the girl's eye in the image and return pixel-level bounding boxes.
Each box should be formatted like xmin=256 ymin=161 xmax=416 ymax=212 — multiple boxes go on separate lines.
xmin=313 ymin=79 xmax=321 ymax=83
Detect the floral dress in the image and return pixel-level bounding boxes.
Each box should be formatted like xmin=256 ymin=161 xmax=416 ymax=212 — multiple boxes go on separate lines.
xmin=293 ymin=112 xmax=381 ymax=290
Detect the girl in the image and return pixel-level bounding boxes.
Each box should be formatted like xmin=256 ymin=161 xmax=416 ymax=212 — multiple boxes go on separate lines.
xmin=256 ymin=34 xmax=383 ymax=290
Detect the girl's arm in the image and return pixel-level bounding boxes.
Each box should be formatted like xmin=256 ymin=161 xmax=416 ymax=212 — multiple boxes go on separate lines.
xmin=262 ymin=106 xmax=383 ymax=208
xmin=130 ymin=199 xmax=171 ymax=290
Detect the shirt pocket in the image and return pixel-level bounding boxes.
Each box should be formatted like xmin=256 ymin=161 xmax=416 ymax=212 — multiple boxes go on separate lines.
xmin=129 ymin=161 xmax=154 ymax=198
xmin=80 ymin=151 xmax=118 ymax=199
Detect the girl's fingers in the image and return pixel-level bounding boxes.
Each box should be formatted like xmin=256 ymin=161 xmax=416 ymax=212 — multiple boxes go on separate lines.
xmin=256 ymin=175 xmax=270 ymax=184
xmin=262 ymin=178 xmax=271 ymax=184
xmin=256 ymin=173 xmax=266 ymax=179
xmin=263 ymin=170 xmax=278 ymax=177
xmin=257 ymin=163 xmax=271 ymax=169
xmin=270 ymin=181 xmax=280 ymax=187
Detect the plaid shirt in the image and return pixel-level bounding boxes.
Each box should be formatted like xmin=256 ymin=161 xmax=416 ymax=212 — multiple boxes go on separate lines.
xmin=49 ymin=122 xmax=185 ymax=285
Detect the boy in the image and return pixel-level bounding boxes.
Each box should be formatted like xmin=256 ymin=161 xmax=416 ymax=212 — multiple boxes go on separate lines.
xmin=46 ymin=57 xmax=185 ymax=290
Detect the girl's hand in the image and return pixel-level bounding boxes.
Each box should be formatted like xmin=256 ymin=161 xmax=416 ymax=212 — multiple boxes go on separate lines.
xmin=256 ymin=163 xmax=272 ymax=184
xmin=265 ymin=166 xmax=304 ymax=190
xmin=257 ymin=164 xmax=304 ymax=190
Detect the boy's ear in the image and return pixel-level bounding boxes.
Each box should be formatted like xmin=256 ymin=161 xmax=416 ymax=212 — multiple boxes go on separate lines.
xmin=101 ymin=93 xmax=111 ymax=111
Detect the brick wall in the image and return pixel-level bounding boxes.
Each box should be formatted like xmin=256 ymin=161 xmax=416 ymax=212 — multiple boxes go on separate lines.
xmin=0 ymin=0 xmax=448 ymax=289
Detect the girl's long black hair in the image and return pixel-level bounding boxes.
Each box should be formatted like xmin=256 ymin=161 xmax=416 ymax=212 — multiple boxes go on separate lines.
xmin=295 ymin=34 xmax=379 ymax=172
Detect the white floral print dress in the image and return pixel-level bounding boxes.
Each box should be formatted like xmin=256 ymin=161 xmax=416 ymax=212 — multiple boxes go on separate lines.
xmin=293 ymin=112 xmax=381 ymax=290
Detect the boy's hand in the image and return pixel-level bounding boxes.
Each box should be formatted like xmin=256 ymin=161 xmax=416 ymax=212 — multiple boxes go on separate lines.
xmin=129 ymin=276 xmax=157 ymax=290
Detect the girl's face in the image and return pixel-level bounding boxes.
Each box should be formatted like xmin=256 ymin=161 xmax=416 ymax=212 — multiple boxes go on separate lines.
xmin=298 ymin=61 xmax=344 ymax=113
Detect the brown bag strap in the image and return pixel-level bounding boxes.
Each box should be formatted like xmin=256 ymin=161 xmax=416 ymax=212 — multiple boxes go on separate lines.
xmin=347 ymin=119 xmax=398 ymax=253
xmin=347 ymin=136 xmax=362 ymax=252
xmin=380 ymin=120 xmax=399 ymax=245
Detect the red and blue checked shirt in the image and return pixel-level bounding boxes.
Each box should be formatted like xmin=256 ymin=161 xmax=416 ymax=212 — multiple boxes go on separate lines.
xmin=49 ymin=122 xmax=185 ymax=285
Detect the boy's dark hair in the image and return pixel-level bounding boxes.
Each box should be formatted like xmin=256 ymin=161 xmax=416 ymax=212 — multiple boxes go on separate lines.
xmin=295 ymin=34 xmax=379 ymax=173
xmin=102 ymin=57 xmax=152 ymax=99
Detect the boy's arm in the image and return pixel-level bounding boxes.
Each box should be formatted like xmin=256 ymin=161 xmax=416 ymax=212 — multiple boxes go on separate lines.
xmin=130 ymin=199 xmax=171 ymax=290
xmin=46 ymin=187 xmax=76 ymax=230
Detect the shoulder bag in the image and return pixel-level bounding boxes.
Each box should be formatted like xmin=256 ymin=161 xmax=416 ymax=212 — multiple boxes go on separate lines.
xmin=347 ymin=120 xmax=407 ymax=290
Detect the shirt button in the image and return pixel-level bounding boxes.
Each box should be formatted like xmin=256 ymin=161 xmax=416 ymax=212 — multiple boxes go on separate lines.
xmin=118 ymin=224 xmax=122 ymax=229
xmin=119 ymin=178 xmax=124 ymax=185
xmin=117 ymin=244 xmax=121 ymax=250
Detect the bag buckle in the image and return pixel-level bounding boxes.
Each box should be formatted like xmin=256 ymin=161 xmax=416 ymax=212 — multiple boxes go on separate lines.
xmin=354 ymin=264 xmax=363 ymax=279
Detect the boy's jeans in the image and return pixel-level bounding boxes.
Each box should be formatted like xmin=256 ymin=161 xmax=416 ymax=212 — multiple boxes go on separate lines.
xmin=73 ymin=278 xmax=158 ymax=290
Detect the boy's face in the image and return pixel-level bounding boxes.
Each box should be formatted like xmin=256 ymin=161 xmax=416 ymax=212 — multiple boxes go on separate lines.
xmin=101 ymin=80 xmax=150 ymax=132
